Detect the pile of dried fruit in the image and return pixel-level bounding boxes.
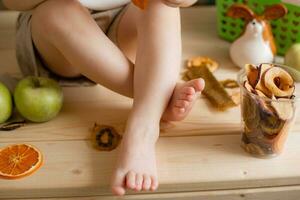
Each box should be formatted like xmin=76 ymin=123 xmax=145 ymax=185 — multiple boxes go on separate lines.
xmin=241 ymin=63 xmax=296 ymax=157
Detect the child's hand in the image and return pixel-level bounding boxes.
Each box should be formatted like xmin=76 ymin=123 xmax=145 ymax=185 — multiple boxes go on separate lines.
xmin=163 ymin=0 xmax=197 ymax=7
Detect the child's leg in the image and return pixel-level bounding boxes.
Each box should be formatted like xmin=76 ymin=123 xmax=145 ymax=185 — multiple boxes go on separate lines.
xmin=31 ymin=0 xmax=204 ymax=195
xmin=111 ymin=1 xmax=204 ymax=196
xmin=31 ymin=0 xmax=203 ymax=122
xmin=31 ymin=0 xmax=134 ymax=97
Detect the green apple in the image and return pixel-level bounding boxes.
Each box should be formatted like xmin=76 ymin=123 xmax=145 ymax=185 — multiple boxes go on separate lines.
xmin=285 ymin=43 xmax=300 ymax=72
xmin=14 ymin=76 xmax=63 ymax=123
xmin=0 ymin=82 xmax=13 ymax=124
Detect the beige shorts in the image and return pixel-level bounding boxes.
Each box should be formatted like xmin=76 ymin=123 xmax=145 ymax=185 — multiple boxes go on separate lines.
xmin=16 ymin=5 xmax=128 ymax=87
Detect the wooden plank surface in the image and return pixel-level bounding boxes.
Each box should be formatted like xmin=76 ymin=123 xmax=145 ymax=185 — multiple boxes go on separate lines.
xmin=8 ymin=185 xmax=300 ymax=200
xmin=1 ymin=134 xmax=300 ymax=199
xmin=1 ymin=6 xmax=300 ymax=199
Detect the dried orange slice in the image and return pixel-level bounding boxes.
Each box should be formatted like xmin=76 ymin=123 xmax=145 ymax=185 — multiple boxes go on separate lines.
xmin=0 ymin=144 xmax=43 ymax=179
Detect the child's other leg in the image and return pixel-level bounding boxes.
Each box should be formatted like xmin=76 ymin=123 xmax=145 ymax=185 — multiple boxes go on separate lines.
xmin=31 ymin=0 xmax=134 ymax=97
xmin=111 ymin=1 xmax=204 ymax=196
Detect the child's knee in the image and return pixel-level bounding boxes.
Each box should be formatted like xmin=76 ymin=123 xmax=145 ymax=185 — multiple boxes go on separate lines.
xmin=31 ymin=0 xmax=85 ymax=35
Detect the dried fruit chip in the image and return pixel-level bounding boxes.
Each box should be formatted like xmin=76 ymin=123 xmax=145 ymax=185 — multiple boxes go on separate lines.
xmin=220 ymin=79 xmax=239 ymax=89
xmin=255 ymin=64 xmax=273 ymax=97
xmin=242 ymin=93 xmax=260 ymax=130
xmin=187 ymin=56 xmax=219 ymax=72
xmin=245 ymin=64 xmax=260 ymax=88
xmin=271 ymin=99 xmax=294 ymax=120
xmin=259 ymin=106 xmax=284 ymax=136
xmin=0 ymin=120 xmax=26 ymax=131
xmin=91 ymin=124 xmax=122 ymax=151
xmin=0 ymin=144 xmax=43 ymax=179
xmin=242 ymin=142 xmax=265 ymax=156
xmin=264 ymin=67 xmax=295 ymax=98
xmin=244 ymin=80 xmax=255 ymax=93
xmin=185 ymin=66 xmax=237 ymax=110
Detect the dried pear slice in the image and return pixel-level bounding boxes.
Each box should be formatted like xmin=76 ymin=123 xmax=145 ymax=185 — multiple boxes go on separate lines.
xmin=254 ymin=89 xmax=274 ymax=116
xmin=244 ymin=80 xmax=255 ymax=93
xmin=259 ymin=107 xmax=284 ymax=136
xmin=186 ymin=66 xmax=237 ymax=110
xmin=245 ymin=64 xmax=260 ymax=88
xmin=242 ymin=143 xmax=265 ymax=156
xmin=242 ymin=93 xmax=260 ymax=130
xmin=264 ymin=67 xmax=295 ymax=98
xmin=255 ymin=64 xmax=273 ymax=97
xmin=271 ymin=99 xmax=294 ymax=120
xmin=91 ymin=124 xmax=122 ymax=151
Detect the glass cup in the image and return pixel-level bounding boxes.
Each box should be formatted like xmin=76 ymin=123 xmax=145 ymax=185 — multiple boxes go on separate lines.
xmin=237 ymin=64 xmax=299 ymax=158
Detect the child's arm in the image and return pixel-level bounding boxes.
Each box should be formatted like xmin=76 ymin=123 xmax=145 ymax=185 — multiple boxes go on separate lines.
xmin=2 ymin=0 xmax=47 ymax=11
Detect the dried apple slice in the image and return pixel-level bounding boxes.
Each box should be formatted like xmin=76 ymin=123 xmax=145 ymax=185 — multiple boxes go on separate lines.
xmin=271 ymin=99 xmax=294 ymax=120
xmin=242 ymin=142 xmax=265 ymax=156
xmin=187 ymin=56 xmax=219 ymax=72
xmin=255 ymin=64 xmax=273 ymax=97
xmin=244 ymin=80 xmax=255 ymax=93
xmin=242 ymin=93 xmax=260 ymax=130
xmin=245 ymin=64 xmax=260 ymax=88
xmin=254 ymin=89 xmax=273 ymax=115
xmin=263 ymin=67 xmax=295 ymax=98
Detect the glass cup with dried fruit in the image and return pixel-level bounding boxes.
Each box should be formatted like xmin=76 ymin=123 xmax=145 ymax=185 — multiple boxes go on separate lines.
xmin=237 ymin=63 xmax=299 ymax=158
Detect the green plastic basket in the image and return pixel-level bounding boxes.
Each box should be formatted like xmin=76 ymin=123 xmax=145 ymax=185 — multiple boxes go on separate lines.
xmin=217 ymin=0 xmax=300 ymax=55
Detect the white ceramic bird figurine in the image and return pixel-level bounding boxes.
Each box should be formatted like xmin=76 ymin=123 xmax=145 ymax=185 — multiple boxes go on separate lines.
xmin=227 ymin=4 xmax=288 ymax=68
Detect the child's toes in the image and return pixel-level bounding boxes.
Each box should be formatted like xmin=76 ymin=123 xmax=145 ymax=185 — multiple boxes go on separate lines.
xmin=179 ymin=92 xmax=194 ymax=101
xmin=192 ymin=78 xmax=205 ymax=92
xmin=142 ymin=175 xmax=152 ymax=191
xmin=150 ymin=176 xmax=159 ymax=191
xmin=182 ymin=86 xmax=195 ymax=95
xmin=175 ymin=100 xmax=189 ymax=108
xmin=126 ymin=171 xmax=136 ymax=190
xmin=111 ymin=171 xmax=126 ymax=196
xmin=135 ymin=174 xmax=143 ymax=191
xmin=173 ymin=107 xmax=185 ymax=114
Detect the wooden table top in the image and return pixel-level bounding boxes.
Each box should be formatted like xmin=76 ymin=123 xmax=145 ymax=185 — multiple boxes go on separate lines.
xmin=0 ymin=6 xmax=300 ymax=199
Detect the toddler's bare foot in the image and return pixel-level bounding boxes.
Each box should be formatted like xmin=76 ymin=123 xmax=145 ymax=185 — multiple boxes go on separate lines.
xmin=111 ymin=125 xmax=159 ymax=196
xmin=162 ymin=78 xmax=205 ymax=121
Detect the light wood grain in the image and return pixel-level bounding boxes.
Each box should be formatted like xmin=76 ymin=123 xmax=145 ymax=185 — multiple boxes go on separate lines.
xmin=11 ymin=185 xmax=300 ymax=200
xmin=1 ymin=133 xmax=300 ymax=198
xmin=1 ymin=6 xmax=300 ymax=199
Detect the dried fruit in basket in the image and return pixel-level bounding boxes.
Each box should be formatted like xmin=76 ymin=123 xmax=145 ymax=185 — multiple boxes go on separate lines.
xmin=241 ymin=63 xmax=297 ymax=157
xmin=245 ymin=64 xmax=260 ymax=88
xmin=0 ymin=144 xmax=43 ymax=179
xmin=255 ymin=64 xmax=273 ymax=98
xmin=263 ymin=67 xmax=295 ymax=98
xmin=91 ymin=124 xmax=122 ymax=151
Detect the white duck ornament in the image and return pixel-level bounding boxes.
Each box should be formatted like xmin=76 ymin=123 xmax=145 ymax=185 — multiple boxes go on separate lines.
xmin=227 ymin=4 xmax=288 ymax=68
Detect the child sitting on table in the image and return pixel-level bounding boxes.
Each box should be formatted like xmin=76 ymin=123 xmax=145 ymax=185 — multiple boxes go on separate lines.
xmin=3 ymin=0 xmax=205 ymax=195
